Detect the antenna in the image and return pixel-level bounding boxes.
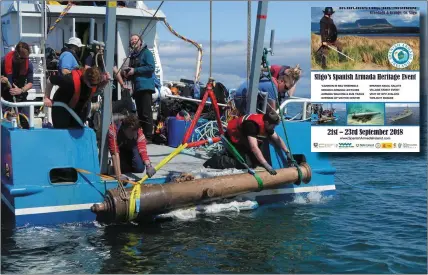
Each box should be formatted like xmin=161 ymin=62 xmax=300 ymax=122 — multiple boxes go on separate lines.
xmin=269 ymin=29 xmax=275 ymax=55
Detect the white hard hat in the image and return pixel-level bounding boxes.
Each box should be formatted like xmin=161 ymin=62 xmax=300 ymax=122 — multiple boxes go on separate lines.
xmin=66 ymin=37 xmax=84 ymax=48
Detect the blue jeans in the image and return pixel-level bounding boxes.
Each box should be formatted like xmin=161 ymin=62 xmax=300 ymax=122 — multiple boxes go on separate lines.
xmin=119 ymin=146 xmax=146 ymax=173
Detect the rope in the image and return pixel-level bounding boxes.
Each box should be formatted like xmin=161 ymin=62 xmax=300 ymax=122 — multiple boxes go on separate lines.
xmin=114 ymin=1 xmax=164 ymax=82
xmin=128 ymin=183 xmax=141 ymax=221
xmin=221 ymin=135 xmax=264 ymax=190
xmin=209 ymin=0 xmax=213 ymax=78
xmin=262 ymin=50 xmax=303 ymax=185
xmin=247 ymin=0 xmax=251 ymax=88
xmin=48 ymin=1 xmax=73 ymax=34
xmin=186 ymin=119 xmax=227 ymax=156
xmin=162 ymin=20 xmax=203 ymax=83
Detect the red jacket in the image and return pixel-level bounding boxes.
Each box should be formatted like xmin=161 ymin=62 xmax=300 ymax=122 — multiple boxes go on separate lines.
xmin=69 ymin=69 xmax=97 ymax=108
xmin=227 ymin=114 xmax=267 ymax=144
xmin=108 ymin=123 xmax=150 ymax=163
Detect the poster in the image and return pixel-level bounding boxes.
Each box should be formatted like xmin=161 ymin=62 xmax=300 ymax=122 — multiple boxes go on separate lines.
xmin=310 ymin=6 xmax=420 ymax=152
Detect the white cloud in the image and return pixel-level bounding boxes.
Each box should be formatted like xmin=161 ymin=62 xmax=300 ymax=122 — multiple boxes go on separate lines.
xmin=385 ymin=103 xmax=419 ymax=108
xmin=158 ymin=39 xmax=311 ymax=90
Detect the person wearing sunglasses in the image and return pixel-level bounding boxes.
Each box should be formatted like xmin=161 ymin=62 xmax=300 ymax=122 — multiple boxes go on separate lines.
xmin=1 ymin=42 xmax=34 ymax=104
xmin=44 ymin=66 xmax=111 ymax=129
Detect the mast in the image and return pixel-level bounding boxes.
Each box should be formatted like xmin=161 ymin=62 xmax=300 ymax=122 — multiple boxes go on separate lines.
xmin=246 ymin=1 xmax=269 ymax=114
xmin=99 ymin=1 xmax=117 ymax=173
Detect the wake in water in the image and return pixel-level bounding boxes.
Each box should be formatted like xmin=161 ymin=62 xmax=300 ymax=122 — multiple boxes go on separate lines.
xmin=292 ymin=191 xmax=334 ymax=205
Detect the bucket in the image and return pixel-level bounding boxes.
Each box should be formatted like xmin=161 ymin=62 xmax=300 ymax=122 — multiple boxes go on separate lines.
xmin=167 ymin=117 xmax=191 ymax=148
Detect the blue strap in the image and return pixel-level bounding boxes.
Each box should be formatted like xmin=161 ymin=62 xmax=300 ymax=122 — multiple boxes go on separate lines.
xmin=135 ymin=197 xmax=140 ymax=213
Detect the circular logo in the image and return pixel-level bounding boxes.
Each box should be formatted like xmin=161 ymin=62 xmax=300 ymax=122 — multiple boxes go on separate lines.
xmin=388 ymin=43 xmax=414 ymax=68
xmin=375 ymin=143 xmax=381 ymax=148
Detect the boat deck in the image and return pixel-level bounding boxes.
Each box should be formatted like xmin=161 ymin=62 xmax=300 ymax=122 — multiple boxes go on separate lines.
xmin=123 ymin=144 xmax=247 ymax=181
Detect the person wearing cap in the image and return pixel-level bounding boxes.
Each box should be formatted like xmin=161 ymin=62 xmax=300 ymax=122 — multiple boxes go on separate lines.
xmin=203 ymin=111 xmax=292 ymax=175
xmin=319 ymin=7 xmax=344 ymax=69
xmin=58 ymin=37 xmax=84 ymax=75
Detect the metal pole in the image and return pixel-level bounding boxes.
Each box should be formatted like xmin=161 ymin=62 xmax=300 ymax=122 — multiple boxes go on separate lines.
xmin=41 ymin=0 xmax=47 ymax=108
xmin=246 ymin=1 xmax=268 ymax=114
xmin=99 ymin=1 xmax=117 ymax=173
xmin=209 ymin=0 xmax=212 ymax=78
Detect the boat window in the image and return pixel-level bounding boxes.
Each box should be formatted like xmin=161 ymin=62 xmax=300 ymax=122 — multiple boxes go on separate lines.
xmin=49 ymin=168 xmax=78 ymax=184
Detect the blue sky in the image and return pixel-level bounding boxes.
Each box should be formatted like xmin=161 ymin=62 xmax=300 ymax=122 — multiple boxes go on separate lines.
xmin=2 ymin=1 xmax=427 ymax=91
xmin=311 ymin=6 xmax=421 ymax=27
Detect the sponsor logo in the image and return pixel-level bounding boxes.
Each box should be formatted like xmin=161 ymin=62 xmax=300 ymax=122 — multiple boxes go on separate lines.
xmin=388 ymin=43 xmax=414 ymax=68
xmin=381 ymin=142 xmax=393 ymax=149
xmin=357 ymin=144 xmax=375 ymax=148
xmin=313 ymin=143 xmax=337 ymax=148
xmin=398 ymin=143 xmax=402 ymax=148
xmin=375 ymin=143 xmax=381 ymax=148
xmin=403 ymin=143 xmax=418 ymax=149
xmin=338 ymin=143 xmax=354 ymax=148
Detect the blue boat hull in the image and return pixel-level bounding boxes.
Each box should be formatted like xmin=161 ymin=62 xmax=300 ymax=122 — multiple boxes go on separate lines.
xmin=1 ymin=118 xmax=336 ymax=227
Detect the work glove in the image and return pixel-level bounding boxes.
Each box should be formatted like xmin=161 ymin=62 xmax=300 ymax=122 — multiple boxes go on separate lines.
xmin=146 ymin=164 xmax=156 ymax=178
xmin=262 ymin=162 xmax=277 ymax=175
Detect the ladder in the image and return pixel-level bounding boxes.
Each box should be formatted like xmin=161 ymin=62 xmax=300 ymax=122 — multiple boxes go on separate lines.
xmin=16 ymin=0 xmax=48 ymax=102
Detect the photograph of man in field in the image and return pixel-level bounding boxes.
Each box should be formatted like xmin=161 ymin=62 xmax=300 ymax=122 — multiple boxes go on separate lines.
xmin=311 ymin=7 xmax=420 ymax=71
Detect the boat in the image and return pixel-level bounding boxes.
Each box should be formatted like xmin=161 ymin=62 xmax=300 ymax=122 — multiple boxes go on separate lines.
xmin=311 ymin=103 xmax=339 ymax=125
xmin=390 ymin=105 xmax=413 ymax=124
xmin=1 ymin=1 xmax=336 ymax=227
xmin=351 ymin=111 xmax=381 ymax=122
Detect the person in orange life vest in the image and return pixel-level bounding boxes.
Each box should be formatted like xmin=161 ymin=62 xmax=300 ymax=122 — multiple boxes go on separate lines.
xmin=203 ymin=111 xmax=292 ymax=175
xmin=43 ymin=67 xmax=111 ymax=128
xmin=108 ymin=114 xmax=156 ymax=181
xmin=1 ymin=42 xmax=33 ymax=105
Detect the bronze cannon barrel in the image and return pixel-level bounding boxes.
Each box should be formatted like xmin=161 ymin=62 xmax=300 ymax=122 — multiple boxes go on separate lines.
xmin=91 ymin=164 xmax=311 ymax=223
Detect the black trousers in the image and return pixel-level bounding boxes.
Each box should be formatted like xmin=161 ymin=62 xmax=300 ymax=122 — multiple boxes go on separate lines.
xmin=134 ymin=89 xmax=154 ymax=139
xmin=203 ymin=140 xmax=261 ymax=170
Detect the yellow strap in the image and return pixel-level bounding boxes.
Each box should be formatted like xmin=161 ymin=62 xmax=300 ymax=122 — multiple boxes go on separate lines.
xmin=128 ymin=183 xmax=141 ymax=221
xmin=107 ymin=1 xmax=117 ymax=8
xmin=137 ymin=143 xmax=188 ymax=184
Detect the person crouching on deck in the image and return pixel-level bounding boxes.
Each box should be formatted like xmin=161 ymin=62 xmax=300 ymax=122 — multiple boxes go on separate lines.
xmin=108 ymin=114 xmax=156 ymax=181
xmin=203 ymin=111 xmax=292 ymax=175
xmin=43 ymin=67 xmax=110 ymax=128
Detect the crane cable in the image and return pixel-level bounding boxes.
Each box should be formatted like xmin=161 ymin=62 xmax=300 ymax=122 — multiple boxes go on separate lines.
xmin=209 ymin=0 xmax=212 ymax=78
xmin=247 ymin=0 xmax=251 ymax=88
xmin=162 ymin=20 xmax=203 ymax=83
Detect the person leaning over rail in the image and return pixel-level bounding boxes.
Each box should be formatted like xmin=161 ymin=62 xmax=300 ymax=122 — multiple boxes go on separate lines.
xmin=123 ymin=34 xmax=156 ymax=142
xmin=84 ymin=52 xmax=135 ymax=114
xmin=108 ymin=114 xmax=156 ymax=182
xmin=43 ymin=67 xmax=111 ymax=128
xmin=265 ymin=64 xmax=302 ymax=100
xmin=233 ymin=74 xmax=292 ymax=115
xmin=203 ymin=111 xmax=292 ymax=174
xmin=1 ymin=42 xmax=34 ymax=105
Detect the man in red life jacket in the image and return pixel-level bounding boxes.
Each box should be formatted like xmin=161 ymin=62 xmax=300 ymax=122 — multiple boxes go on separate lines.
xmin=108 ymin=114 xmax=156 ymax=181
xmin=43 ymin=67 xmax=110 ymax=128
xmin=204 ymin=111 xmax=292 ymax=175
xmin=1 ymin=42 xmax=34 ymax=104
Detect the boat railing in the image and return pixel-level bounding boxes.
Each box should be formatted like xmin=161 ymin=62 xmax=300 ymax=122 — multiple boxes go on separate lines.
xmin=1 ymin=98 xmax=84 ymax=128
xmin=278 ymin=96 xmax=312 ymax=122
